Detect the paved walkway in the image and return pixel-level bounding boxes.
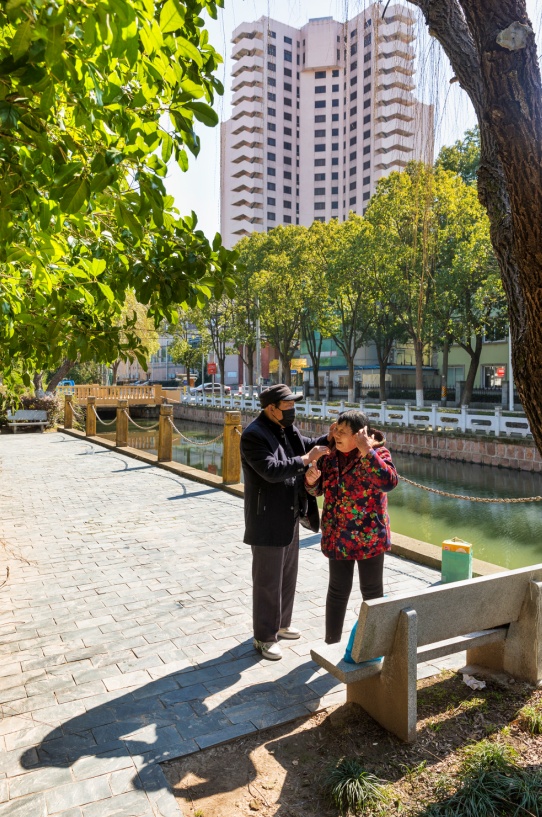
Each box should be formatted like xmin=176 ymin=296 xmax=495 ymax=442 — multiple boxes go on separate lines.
xmin=0 ymin=433 xmax=460 ymax=817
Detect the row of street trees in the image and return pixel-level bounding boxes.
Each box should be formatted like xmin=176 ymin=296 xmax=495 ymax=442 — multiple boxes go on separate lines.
xmin=181 ymin=157 xmax=505 ymax=405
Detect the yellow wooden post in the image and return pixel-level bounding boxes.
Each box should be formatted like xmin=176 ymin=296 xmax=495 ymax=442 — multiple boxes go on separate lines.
xmin=222 ymin=411 xmax=242 ymax=484
xmin=154 ymin=384 xmax=163 ymax=405
xmin=116 ymin=399 xmax=128 ymax=448
xmin=86 ymin=396 xmax=97 ymax=437
xmin=157 ymin=404 xmax=173 ymax=462
xmin=64 ymin=395 xmax=73 ymax=429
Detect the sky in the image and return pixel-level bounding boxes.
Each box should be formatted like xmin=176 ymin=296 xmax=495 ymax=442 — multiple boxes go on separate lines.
xmin=166 ymin=0 xmax=542 ymax=239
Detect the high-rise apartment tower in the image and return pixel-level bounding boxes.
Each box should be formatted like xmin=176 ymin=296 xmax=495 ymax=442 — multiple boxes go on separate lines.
xmin=220 ymin=3 xmax=433 ymax=248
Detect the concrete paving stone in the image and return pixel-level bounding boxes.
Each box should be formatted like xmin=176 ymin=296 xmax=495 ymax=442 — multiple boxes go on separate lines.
xmin=2 ymin=694 xmax=57 ymax=717
xmin=103 ymin=671 xmax=152 ymax=693
xmin=158 ymin=684 xmax=209 ymax=707
xmin=0 ymin=781 xmax=7 ymax=804
xmin=37 ymin=731 xmax=102 ymax=764
xmin=0 ymin=715 xmax=34 ymax=737
xmin=56 ymin=682 xmax=108 ymax=704
xmin=131 ymin=677 xmax=180 ymax=701
xmin=48 ymin=808 xmax=83 ymax=817
xmin=194 ymin=720 xmax=257 ymax=751
xmin=45 ymin=776 xmax=112 ymax=813
xmin=108 ymin=767 xmax=139 ymax=796
xmin=8 ymin=766 xmax=73 ymax=799
xmin=0 ymin=792 xmax=47 ymax=817
xmin=81 ymin=790 xmax=152 ymax=817
xmin=0 ymin=662 xmax=22 ymax=678
xmin=72 ymin=750 xmax=135 ymax=782
xmin=5 ymin=722 xmax=61 ymax=752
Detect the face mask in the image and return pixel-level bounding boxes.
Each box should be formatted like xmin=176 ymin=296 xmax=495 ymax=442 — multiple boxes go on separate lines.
xmin=279 ymin=408 xmax=296 ymax=427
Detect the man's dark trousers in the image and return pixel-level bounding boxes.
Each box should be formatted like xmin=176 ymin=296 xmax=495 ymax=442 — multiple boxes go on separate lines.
xmin=252 ymin=520 xmax=299 ymax=643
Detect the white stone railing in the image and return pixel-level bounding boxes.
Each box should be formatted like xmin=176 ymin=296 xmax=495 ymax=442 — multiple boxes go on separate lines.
xmin=180 ymin=393 xmax=532 ymax=439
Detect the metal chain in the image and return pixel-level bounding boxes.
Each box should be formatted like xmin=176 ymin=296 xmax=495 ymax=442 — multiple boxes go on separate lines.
xmin=167 ymin=417 xmax=224 ymax=446
xmin=398 ymin=474 xmax=542 ymax=503
xmin=123 ymin=410 xmax=160 ymax=431
xmin=91 ymin=405 xmax=117 ymax=426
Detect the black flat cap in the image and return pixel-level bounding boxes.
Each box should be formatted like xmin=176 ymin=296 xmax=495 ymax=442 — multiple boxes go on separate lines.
xmin=260 ymin=384 xmax=304 ymax=407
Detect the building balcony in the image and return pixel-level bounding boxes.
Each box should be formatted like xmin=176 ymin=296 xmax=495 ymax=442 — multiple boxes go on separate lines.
xmin=231 ymin=89 xmax=264 ymax=109
xmin=231 ymin=122 xmax=264 ymax=138
xmin=231 ymin=136 xmax=264 ymax=151
xmin=376 ymin=89 xmax=416 ymax=108
xmin=231 ymin=107 xmax=263 ymax=122
xmin=231 ymin=77 xmax=263 ymax=96
xmin=232 ymin=54 xmax=264 ymax=77
xmin=231 ymin=166 xmax=264 ymax=179
xmin=377 ymin=78 xmax=415 ymax=93
xmin=378 ymin=44 xmax=415 ymax=62
xmin=232 ymin=183 xmax=264 ymax=194
xmin=374 ymin=137 xmax=414 ymax=155
xmin=378 ymin=63 xmax=415 ymax=78
xmin=375 ymin=125 xmax=414 ymax=140
xmin=232 ymin=26 xmax=263 ymax=45
xmin=232 ymin=44 xmax=264 ymax=62
xmin=232 ymin=195 xmax=263 ymax=209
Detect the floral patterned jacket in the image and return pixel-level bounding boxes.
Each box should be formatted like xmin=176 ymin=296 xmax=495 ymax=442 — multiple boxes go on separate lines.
xmin=305 ymin=434 xmax=398 ymax=560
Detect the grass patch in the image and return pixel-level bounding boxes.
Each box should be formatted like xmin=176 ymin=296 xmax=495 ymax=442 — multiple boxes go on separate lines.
xmin=323 ymin=758 xmax=390 ymax=816
xmin=517 ymin=702 xmax=542 ymax=735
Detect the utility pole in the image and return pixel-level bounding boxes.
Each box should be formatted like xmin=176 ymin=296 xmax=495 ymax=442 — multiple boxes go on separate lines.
xmin=254 ymin=302 xmax=261 ymax=394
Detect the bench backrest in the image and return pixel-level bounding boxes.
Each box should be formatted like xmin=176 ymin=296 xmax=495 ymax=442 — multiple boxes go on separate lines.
xmin=7 ymin=410 xmax=48 ymax=421
xmin=352 ymin=563 xmax=542 ymax=662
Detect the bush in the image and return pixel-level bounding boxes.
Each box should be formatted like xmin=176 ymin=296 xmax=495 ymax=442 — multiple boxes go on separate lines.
xmin=19 ymin=394 xmax=63 ymax=428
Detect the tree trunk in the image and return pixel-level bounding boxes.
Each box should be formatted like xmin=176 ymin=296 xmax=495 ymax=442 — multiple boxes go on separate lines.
xmin=460 ymin=334 xmax=483 ymax=405
xmin=406 ymin=0 xmax=542 ymax=453
xmin=111 ymin=360 xmax=121 ymax=385
xmin=347 ymin=357 xmax=355 ymax=404
xmin=414 ymin=339 xmax=425 ymax=407
xmin=281 ymin=353 xmax=291 ymax=387
xmin=441 ymin=336 xmax=451 ymax=406
xmin=313 ymin=364 xmax=320 ymax=401
xmin=46 ymin=359 xmax=74 ymax=392
xmin=33 ymin=371 xmax=44 ymax=394
xmin=219 ymin=359 xmax=226 ymax=396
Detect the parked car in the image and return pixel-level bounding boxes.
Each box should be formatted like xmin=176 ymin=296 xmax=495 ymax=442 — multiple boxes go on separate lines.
xmin=193 ymin=383 xmax=231 ymax=395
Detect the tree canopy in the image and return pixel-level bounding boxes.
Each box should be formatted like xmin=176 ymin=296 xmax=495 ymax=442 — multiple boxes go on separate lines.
xmin=0 ymin=0 xmax=237 ymax=390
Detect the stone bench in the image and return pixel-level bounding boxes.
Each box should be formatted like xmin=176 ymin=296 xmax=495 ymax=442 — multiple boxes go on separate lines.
xmin=6 ymin=410 xmax=48 ymax=433
xmin=311 ymin=563 xmax=542 ymax=742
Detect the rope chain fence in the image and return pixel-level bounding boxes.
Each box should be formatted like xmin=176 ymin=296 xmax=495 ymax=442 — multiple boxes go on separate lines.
xmin=397 ymin=474 xmax=542 ymax=503
xmin=123 ymin=410 xmax=160 ymax=431
xmin=167 ymin=416 xmax=224 ymax=446
xmin=91 ymin=405 xmax=117 ymax=427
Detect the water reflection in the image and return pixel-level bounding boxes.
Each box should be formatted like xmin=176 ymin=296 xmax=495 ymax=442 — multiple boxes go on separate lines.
xmin=96 ymin=419 xmax=542 ymax=570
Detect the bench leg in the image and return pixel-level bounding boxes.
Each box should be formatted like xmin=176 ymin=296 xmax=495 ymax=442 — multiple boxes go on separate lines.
xmin=468 ymin=580 xmax=542 ymax=686
xmin=346 ymin=608 xmax=418 ymax=743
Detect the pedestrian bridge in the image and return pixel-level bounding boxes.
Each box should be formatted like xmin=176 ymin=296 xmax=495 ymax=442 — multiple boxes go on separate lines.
xmin=57 ymin=384 xmax=168 ymax=406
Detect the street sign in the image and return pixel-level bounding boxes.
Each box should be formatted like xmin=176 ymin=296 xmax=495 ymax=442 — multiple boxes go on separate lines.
xmin=207 ymin=362 xmax=217 ymax=375
xmin=291 ymin=370 xmax=297 ymax=374
xmin=496 ymin=366 xmax=506 ymax=378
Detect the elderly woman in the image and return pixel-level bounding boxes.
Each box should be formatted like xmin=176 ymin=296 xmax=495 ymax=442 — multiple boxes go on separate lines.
xmin=305 ymin=409 xmax=398 ymax=645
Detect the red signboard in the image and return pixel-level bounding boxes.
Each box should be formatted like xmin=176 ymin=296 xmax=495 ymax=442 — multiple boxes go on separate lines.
xmin=496 ymin=366 xmax=506 ymax=378
xmin=207 ymin=362 xmax=217 ymax=375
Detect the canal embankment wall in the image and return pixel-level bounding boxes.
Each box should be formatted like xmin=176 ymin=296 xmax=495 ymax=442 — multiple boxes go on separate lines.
xmin=149 ymin=403 xmax=542 ymax=473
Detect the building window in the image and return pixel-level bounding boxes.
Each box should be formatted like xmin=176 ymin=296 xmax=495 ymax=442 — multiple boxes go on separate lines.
xmin=315 ymin=114 xmax=326 ymax=123
xmin=284 ymin=215 xmax=292 ymax=223
xmin=331 ymin=186 xmax=338 ymax=194
xmin=284 ymin=97 xmax=292 ymax=106
xmin=315 ymin=86 xmax=326 ymax=94
xmin=364 ymin=52 xmax=371 ymax=62
xmin=284 ymin=82 xmax=292 ymax=92
xmin=349 ymin=181 xmax=356 ymax=190
xmin=268 ymin=211 xmax=276 ymax=220
xmin=363 ymin=191 xmax=370 ymax=200
xmin=267 ymin=61 xmax=276 ymax=71
xmin=349 ymin=196 xmax=356 ymax=205
xmin=314 ymin=187 xmax=325 ymax=195
xmin=350 ymin=75 xmax=357 ymax=86
xmin=284 ymin=49 xmax=292 ymax=61
xmin=268 ymin=107 xmax=276 ymax=116
xmin=267 ymin=182 xmax=276 ymax=190
xmin=332 ymin=99 xmax=339 ymax=107
xmin=350 ymin=136 xmax=357 ymax=146
xmin=284 ymin=126 xmax=292 ymax=136
xmin=267 ymin=197 xmax=275 ymax=205
xmin=284 ymin=200 xmax=292 ymax=209
xmin=270 ymin=30 xmax=276 ymax=38
xmin=284 ymin=185 xmax=292 ymax=194
xmin=332 ymin=113 xmax=339 ymax=121
xmin=315 ymin=70 xmax=326 ymax=79
xmin=332 ymin=171 xmax=339 ymax=179
xmin=268 ymin=77 xmax=276 ymax=87
xmin=363 ymin=99 xmax=370 ymax=108
xmin=350 ymin=121 xmax=357 ymax=131
xmin=332 ymin=68 xmax=339 ymax=77
xmin=315 ymin=202 xmax=326 ymax=210
xmin=268 ymin=122 xmax=276 ymax=131
xmin=363 ymin=83 xmax=371 ymax=94
xmin=267 ymin=43 xmax=276 ymax=56
xmin=314 ymin=173 xmax=326 ymax=181
xmin=351 ymin=60 xmax=357 ymax=71
xmin=351 ymin=43 xmax=357 ymax=56
xmin=284 ymin=111 xmax=292 ymax=121
xmin=268 ymin=167 xmax=276 ymax=176
xmin=364 ymin=67 xmax=371 ymax=78
xmin=363 ymin=145 xmax=370 ymax=155
xmin=332 ymin=83 xmax=339 ymax=92
xmin=315 ymin=144 xmax=326 ymax=152
xmin=363 ymin=129 xmax=370 ymax=139
xmin=331 ymin=157 xmax=339 ymax=165
xmin=315 ymin=129 xmax=326 ymax=138
xmin=267 ymin=137 xmax=276 ymax=146
xmin=350 ymin=165 xmax=357 ymax=175
xmin=315 ymin=158 xmax=326 ymax=166
xmin=332 ymin=127 xmax=339 ymax=136
xmin=284 ymin=35 xmax=292 ymax=44
xmin=364 ymin=32 xmax=372 ymax=46
xmin=363 ymin=160 xmax=370 ymax=170
xmin=284 ymin=170 xmax=292 ymax=179
xmin=363 ymin=176 xmax=370 ymax=185
xmin=332 ymin=142 xmax=339 ymax=151
xmin=267 ymin=152 xmax=276 ymax=161
xmin=284 ymin=155 xmax=292 ymax=165
xmin=267 ymin=92 xmax=276 ymax=101
xmin=350 ymin=151 xmax=356 ymax=161
xmin=331 ymin=201 xmax=338 ymax=209
xmin=314 ymin=216 xmax=325 ymax=222
xmin=284 ymin=67 xmax=292 ymax=77
xmin=364 ymin=113 xmax=371 ymax=124
xmin=284 ymin=142 xmax=292 ymax=150
xmin=350 ymin=91 xmax=358 ymax=101
xmin=315 ymin=100 xmax=326 ymax=109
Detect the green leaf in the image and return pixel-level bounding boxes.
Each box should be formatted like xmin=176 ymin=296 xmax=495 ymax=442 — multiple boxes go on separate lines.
xmin=96 ymin=282 xmax=114 ymax=302
xmin=175 ymin=36 xmax=203 ymax=67
xmin=161 ymin=131 xmax=173 ymax=163
xmin=45 ymin=24 xmax=65 ymax=66
xmin=160 ymin=0 xmax=185 ymax=34
xmin=186 ymin=101 xmax=218 ymax=127
xmin=11 ymin=20 xmax=33 ymax=61
xmin=60 ymin=178 xmax=90 ymax=214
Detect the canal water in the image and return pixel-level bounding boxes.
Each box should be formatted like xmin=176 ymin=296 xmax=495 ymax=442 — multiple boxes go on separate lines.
xmin=96 ymin=418 xmax=542 ymax=570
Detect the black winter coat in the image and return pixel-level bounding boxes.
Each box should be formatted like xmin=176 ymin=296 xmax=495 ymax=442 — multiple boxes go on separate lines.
xmin=241 ymin=412 xmax=327 ymax=547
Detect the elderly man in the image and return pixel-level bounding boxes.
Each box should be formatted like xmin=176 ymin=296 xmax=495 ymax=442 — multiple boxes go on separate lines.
xmin=241 ymin=384 xmax=330 ymax=660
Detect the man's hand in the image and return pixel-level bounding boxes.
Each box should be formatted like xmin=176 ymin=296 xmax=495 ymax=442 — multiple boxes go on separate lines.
xmin=301 ymin=444 xmax=330 ymax=467
xmin=355 ymin=426 xmax=374 ymax=457
xmin=305 ymin=461 xmax=321 ymax=486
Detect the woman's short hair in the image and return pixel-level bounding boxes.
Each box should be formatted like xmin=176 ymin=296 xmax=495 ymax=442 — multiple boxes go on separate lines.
xmin=336 ymin=409 xmax=370 ymax=434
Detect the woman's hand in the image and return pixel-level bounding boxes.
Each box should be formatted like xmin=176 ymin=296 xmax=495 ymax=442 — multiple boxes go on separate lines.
xmin=355 ymin=426 xmax=374 ymax=457
xmin=305 ymin=461 xmax=322 ymax=486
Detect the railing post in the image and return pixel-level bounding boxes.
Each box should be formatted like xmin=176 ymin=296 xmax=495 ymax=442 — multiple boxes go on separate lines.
xmin=404 ymin=402 xmax=411 ymax=428
xmin=86 ymin=396 xmax=97 ymax=437
xmin=460 ymin=404 xmax=468 ymax=433
xmin=116 ymin=400 xmax=128 ymax=448
xmin=223 ymin=411 xmax=242 ymax=485
xmin=380 ymin=401 xmax=387 ymax=425
xmin=64 ymin=395 xmax=73 ymax=429
xmin=431 ymin=402 xmax=438 ymax=430
xmin=153 ymin=384 xmax=162 ymax=405
xmin=157 ymin=404 xmax=173 ymax=462
xmin=494 ymin=405 xmax=502 ymax=437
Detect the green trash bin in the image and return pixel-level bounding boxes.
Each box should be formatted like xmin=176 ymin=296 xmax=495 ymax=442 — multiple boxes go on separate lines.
xmin=441 ymin=537 xmax=472 ymax=584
